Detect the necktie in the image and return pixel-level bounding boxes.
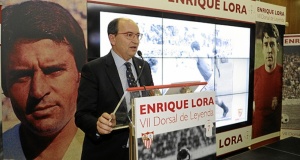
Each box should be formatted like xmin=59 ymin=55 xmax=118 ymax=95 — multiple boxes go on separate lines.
xmin=125 ymin=62 xmax=140 ymax=105
xmin=125 ymin=62 xmax=137 ymax=88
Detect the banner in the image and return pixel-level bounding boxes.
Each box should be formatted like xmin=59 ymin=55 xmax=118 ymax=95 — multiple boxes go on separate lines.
xmin=252 ymin=1 xmax=286 ymax=148
xmin=217 ymin=126 xmax=251 ymax=156
xmin=89 ymin=0 xmax=256 ymax=23
xmin=281 ymin=34 xmax=300 ymax=139
xmin=134 ymin=91 xmax=216 ymax=159
xmin=1 ymin=1 xmax=87 ymax=159
xmin=255 ymin=1 xmax=286 ymax=25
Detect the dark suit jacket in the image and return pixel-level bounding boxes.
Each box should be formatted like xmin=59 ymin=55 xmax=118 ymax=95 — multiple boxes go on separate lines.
xmin=75 ymin=52 xmax=154 ymax=160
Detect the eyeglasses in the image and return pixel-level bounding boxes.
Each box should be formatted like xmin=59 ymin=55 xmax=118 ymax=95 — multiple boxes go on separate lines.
xmin=117 ymin=32 xmax=143 ymax=40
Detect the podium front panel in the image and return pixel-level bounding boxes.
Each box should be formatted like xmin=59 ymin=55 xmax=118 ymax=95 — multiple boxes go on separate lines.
xmin=133 ymin=91 xmax=217 ymax=159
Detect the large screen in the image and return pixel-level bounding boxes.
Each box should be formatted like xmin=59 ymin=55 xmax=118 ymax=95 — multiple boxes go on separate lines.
xmin=87 ymin=3 xmax=254 ymax=131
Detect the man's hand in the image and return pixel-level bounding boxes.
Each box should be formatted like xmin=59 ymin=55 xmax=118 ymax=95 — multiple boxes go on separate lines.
xmin=96 ymin=113 xmax=116 ymax=135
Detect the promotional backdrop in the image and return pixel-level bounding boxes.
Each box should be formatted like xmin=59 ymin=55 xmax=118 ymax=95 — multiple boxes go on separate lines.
xmin=251 ymin=1 xmax=286 ymax=149
xmin=0 ymin=0 xmax=287 ymax=159
xmin=281 ymin=34 xmax=300 ymax=139
xmin=1 ymin=0 xmax=87 ymax=159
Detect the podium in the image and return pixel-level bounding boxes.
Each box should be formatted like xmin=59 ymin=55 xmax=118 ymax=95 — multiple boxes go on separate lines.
xmin=113 ymin=81 xmax=217 ymax=160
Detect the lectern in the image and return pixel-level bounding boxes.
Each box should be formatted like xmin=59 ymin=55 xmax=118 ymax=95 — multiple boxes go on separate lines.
xmin=113 ymin=81 xmax=217 ymax=160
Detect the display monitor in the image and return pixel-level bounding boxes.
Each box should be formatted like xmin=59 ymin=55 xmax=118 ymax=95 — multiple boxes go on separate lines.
xmin=87 ymin=3 xmax=254 ymax=133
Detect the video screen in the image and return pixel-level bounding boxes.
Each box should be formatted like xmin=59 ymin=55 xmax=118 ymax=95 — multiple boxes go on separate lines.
xmin=88 ymin=3 xmax=254 ymax=130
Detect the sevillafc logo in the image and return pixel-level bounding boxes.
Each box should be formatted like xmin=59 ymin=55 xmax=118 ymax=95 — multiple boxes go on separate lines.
xmin=142 ymin=131 xmax=154 ymax=149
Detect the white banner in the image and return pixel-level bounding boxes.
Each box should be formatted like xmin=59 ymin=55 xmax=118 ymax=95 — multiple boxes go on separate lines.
xmin=135 ymin=91 xmax=215 ymax=135
xmin=281 ymin=129 xmax=300 ymax=139
xmin=281 ymin=34 xmax=300 ymax=140
xmin=134 ymin=91 xmax=216 ymax=159
xmin=89 ymin=0 xmax=256 ymax=23
xmin=216 ymin=126 xmax=252 ymax=156
xmin=284 ymin=34 xmax=300 ymax=46
xmin=255 ymin=1 xmax=286 ymax=25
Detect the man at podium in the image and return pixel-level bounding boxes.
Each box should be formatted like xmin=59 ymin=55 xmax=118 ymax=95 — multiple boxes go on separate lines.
xmin=75 ymin=17 xmax=154 ymax=160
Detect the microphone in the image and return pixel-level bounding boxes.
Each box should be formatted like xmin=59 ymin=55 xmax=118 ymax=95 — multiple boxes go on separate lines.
xmin=137 ymin=50 xmax=143 ymax=58
xmin=134 ymin=50 xmax=145 ymax=86
xmin=136 ymin=52 xmax=159 ymax=96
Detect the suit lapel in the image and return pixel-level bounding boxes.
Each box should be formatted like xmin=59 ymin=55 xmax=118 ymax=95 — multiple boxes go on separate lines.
xmin=105 ymin=53 xmax=124 ymax=98
xmin=104 ymin=54 xmax=148 ymax=98
xmin=133 ymin=57 xmax=150 ymax=97
xmin=132 ymin=57 xmax=144 ymax=86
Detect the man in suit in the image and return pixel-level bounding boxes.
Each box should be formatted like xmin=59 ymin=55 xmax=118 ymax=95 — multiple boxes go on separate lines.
xmin=75 ymin=18 xmax=154 ymax=160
